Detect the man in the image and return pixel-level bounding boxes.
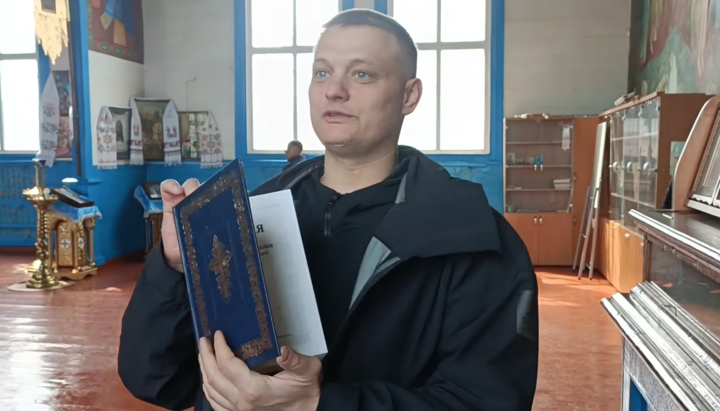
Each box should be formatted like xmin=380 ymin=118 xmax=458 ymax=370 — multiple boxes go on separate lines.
xmin=283 ymin=140 xmax=305 ymax=171
xmin=118 ymin=8 xmax=538 ymax=411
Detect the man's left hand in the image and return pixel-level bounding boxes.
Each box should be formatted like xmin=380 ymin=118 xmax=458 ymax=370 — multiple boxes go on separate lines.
xmin=199 ymin=331 xmax=322 ymax=411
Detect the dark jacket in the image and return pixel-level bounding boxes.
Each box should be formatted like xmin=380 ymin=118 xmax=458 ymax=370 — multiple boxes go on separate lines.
xmin=283 ymin=154 xmax=305 ymax=172
xmin=118 ymin=146 xmax=539 ymax=411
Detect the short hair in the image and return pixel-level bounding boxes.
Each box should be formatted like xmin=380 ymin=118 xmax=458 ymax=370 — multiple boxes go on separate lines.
xmin=287 ymin=140 xmax=303 ymax=152
xmin=322 ymin=9 xmax=418 ymax=79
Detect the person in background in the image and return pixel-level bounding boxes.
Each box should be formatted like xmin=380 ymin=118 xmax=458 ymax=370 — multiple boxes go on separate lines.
xmin=284 ymin=140 xmax=305 ymax=171
xmin=117 ymin=8 xmax=539 ymax=411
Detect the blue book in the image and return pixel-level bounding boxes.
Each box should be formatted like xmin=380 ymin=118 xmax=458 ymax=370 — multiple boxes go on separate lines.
xmin=173 ymin=159 xmax=280 ymax=372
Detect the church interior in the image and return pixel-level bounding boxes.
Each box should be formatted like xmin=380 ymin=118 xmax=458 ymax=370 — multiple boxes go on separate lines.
xmin=1 ymin=0 xmax=720 ymax=409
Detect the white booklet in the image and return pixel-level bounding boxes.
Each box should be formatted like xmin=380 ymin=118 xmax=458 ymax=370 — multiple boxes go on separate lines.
xmin=249 ymin=190 xmax=327 ymax=358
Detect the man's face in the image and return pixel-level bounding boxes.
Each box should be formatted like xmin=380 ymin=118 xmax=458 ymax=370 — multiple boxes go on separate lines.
xmin=285 ymin=145 xmax=300 ymax=159
xmin=309 ymin=25 xmax=421 ymax=155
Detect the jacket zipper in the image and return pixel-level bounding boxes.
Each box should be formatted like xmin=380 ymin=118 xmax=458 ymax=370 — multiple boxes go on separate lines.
xmin=323 ymin=193 xmax=342 ymax=237
xmin=323 ymin=259 xmax=403 ymax=364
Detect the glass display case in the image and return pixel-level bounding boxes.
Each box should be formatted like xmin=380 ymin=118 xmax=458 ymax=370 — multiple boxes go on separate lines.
xmin=504 ymin=118 xmax=574 ymax=214
xmin=608 ymin=100 xmax=660 ymax=230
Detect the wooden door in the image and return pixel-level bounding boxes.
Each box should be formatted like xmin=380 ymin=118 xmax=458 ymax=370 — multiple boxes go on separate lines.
xmin=536 ymin=213 xmax=573 ymax=266
xmin=505 ymin=213 xmax=539 ymax=265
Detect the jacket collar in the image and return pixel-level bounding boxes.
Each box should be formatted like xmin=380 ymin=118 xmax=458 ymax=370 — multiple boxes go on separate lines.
xmin=274 ymin=146 xmax=501 ymax=260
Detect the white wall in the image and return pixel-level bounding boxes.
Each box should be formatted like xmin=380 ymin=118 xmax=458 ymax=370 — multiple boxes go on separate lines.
xmin=88 ymin=51 xmax=145 ymax=165
xmin=142 ymin=0 xmax=235 ymax=159
xmin=504 ymin=0 xmax=631 ymax=116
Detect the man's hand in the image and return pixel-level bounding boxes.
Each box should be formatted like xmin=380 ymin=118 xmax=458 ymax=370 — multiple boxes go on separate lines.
xmin=199 ymin=331 xmax=322 ymax=411
xmin=160 ymin=178 xmax=200 ymax=272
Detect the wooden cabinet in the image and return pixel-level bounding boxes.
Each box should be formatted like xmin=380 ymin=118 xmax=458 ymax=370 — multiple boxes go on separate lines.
xmin=506 ymin=213 xmax=573 ymax=266
xmin=504 ymin=116 xmax=598 ymax=266
xmin=599 ymin=220 xmax=644 ymax=292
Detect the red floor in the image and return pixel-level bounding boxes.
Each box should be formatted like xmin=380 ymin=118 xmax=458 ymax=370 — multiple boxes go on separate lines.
xmin=0 ymin=255 xmax=622 ymax=410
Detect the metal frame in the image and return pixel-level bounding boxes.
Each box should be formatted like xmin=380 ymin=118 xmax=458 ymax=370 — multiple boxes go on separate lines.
xmin=245 ymin=0 xmax=492 ymax=155
xmin=0 ymin=51 xmax=39 ymax=153
xmin=387 ymin=0 xmax=491 ymax=155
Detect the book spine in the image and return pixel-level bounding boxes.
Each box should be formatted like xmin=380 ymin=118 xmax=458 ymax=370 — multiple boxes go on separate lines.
xmin=173 ymin=206 xmax=206 ymax=344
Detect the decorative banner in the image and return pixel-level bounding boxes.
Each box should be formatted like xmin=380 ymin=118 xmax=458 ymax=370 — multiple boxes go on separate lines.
xmin=162 ymin=101 xmax=181 ymax=166
xmin=200 ymin=112 xmax=223 ymax=169
xmin=37 ymin=73 xmax=61 ymax=167
xmin=129 ymin=98 xmax=143 ymax=165
xmin=96 ymin=106 xmax=118 ymax=169
xmin=34 ymin=0 xmax=70 ymax=65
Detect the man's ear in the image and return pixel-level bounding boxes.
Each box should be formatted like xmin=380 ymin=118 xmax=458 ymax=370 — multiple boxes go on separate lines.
xmin=401 ymin=78 xmax=423 ymax=116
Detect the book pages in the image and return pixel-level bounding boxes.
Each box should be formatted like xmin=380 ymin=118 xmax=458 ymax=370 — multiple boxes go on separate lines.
xmin=249 ymin=190 xmax=327 ymax=358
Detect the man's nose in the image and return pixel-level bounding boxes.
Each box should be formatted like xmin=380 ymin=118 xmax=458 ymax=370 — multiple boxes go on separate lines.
xmin=324 ymin=78 xmax=349 ymax=101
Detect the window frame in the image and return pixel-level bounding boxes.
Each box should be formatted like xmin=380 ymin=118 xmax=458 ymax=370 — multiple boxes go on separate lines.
xmin=387 ymin=0 xmax=491 ymax=155
xmin=245 ymin=0 xmax=344 ymax=155
xmin=0 ymin=50 xmax=39 ymax=154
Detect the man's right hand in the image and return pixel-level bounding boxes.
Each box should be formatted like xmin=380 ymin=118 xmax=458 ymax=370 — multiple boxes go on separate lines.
xmin=160 ymin=178 xmax=200 ymax=272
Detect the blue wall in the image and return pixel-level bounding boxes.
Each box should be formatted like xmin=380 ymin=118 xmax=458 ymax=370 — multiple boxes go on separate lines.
xmin=0 ymin=0 xmax=505 ymax=263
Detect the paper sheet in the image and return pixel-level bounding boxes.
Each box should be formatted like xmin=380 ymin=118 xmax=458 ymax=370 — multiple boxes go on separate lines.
xmin=249 ymin=190 xmax=327 ymax=358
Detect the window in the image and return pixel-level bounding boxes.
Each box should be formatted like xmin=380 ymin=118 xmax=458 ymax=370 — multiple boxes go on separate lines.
xmin=390 ymin=0 xmax=489 ymax=153
xmin=246 ymin=0 xmax=342 ymax=153
xmin=0 ymin=0 xmax=40 ymax=153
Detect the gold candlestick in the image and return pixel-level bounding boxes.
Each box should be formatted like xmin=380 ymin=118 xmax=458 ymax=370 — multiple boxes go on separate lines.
xmin=22 ymin=159 xmax=60 ymax=289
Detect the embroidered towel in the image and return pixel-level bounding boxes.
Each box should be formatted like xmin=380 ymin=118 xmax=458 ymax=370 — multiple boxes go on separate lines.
xmin=129 ymin=98 xmax=144 ymax=165
xmin=96 ymin=106 xmax=117 ymax=169
xmin=200 ymin=112 xmax=223 ymax=169
xmin=162 ymin=101 xmax=181 ymax=166
xmin=37 ymin=73 xmax=61 ymax=167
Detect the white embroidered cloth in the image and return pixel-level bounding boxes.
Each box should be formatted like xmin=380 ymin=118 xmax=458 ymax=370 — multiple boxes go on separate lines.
xmin=129 ymin=98 xmax=144 ymax=165
xmin=37 ymin=73 xmax=60 ymax=167
xmin=162 ymin=101 xmax=181 ymax=166
xmin=200 ymin=112 xmax=223 ymax=168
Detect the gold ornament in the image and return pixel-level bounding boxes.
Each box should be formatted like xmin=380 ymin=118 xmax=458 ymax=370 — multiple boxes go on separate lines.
xmin=34 ymin=0 xmax=71 ymax=65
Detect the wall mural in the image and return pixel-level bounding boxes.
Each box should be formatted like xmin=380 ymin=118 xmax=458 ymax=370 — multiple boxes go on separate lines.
xmin=630 ymin=0 xmax=720 ymax=96
xmin=88 ymin=0 xmax=144 ymax=64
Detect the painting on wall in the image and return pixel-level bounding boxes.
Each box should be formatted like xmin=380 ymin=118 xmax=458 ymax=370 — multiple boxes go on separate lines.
xmin=630 ymin=0 xmax=720 ymax=96
xmin=134 ymin=99 xmax=170 ymax=161
xmin=88 ymin=0 xmax=144 ymax=64
xmin=178 ymin=111 xmax=209 ymax=161
xmin=52 ymin=71 xmax=72 ymax=116
xmin=56 ymin=116 xmax=73 ymax=159
xmin=108 ymin=107 xmax=131 ymax=160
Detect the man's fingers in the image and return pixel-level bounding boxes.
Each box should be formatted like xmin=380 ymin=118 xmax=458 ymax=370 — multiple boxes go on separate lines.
xmin=213 ymin=331 xmax=252 ymax=381
xmin=182 ymin=178 xmax=200 ymax=196
xmin=198 ymin=337 xmax=239 ymax=401
xmin=199 ymin=355 xmax=235 ymax=411
xmin=277 ymin=346 xmax=322 ymax=378
xmin=160 ymin=179 xmax=183 ymax=196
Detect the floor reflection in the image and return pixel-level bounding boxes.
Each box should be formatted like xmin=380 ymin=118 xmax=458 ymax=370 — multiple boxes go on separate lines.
xmin=0 ymin=255 xmax=622 ymax=410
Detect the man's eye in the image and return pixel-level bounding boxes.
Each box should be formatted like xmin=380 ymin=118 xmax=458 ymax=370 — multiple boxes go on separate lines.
xmin=316 ymin=70 xmax=328 ymax=78
xmin=355 ymin=71 xmax=369 ymax=79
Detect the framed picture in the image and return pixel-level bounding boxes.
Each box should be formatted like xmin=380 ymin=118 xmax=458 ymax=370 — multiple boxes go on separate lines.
xmin=132 ymin=98 xmax=170 ymax=161
xmin=51 ymin=187 xmax=94 ymax=208
xmin=108 ymin=107 xmax=132 ymax=160
xmin=143 ymin=182 xmax=162 ymax=200
xmin=53 ymin=71 xmax=72 ymax=116
xmin=56 ymin=116 xmax=73 ymax=159
xmin=179 ymin=111 xmax=209 ymax=161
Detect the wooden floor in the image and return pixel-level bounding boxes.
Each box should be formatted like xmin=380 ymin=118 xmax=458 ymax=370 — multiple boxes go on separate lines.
xmin=0 ymin=254 xmax=622 ymax=410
